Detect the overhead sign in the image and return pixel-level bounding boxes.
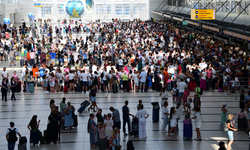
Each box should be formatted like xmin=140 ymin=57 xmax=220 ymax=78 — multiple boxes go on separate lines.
xmin=191 ymin=9 xmax=216 ymax=20
xmin=182 ymin=21 xmax=188 ymax=25
xmin=34 ymin=3 xmax=43 ymax=7
xmin=4 ymin=18 xmax=10 ymax=24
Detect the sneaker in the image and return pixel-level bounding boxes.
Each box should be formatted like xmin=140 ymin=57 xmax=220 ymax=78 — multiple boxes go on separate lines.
xmin=86 ymin=91 xmax=89 ymax=94
xmin=82 ymin=91 xmax=84 ymax=94
xmin=69 ymin=92 xmax=72 ymax=94
xmin=214 ymin=89 xmax=218 ymax=92
xmin=46 ymin=91 xmax=50 ymax=93
xmin=73 ymin=91 xmax=75 ymax=94
xmin=43 ymin=91 xmax=46 ymax=93
xmin=50 ymin=142 xmax=53 ymax=144
xmin=225 ymin=93 xmax=227 ymax=95
xmin=143 ymin=90 xmax=144 ymax=92
xmin=124 ymin=133 xmax=128 ymax=136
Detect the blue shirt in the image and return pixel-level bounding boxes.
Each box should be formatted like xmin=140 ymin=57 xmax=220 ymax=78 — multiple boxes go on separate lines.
xmin=50 ymin=52 xmax=56 ymax=59
xmin=244 ymin=95 xmax=250 ymax=103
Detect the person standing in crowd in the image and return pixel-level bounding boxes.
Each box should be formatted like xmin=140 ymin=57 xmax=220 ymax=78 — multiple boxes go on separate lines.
xmin=60 ymin=97 xmax=67 ymax=115
xmin=166 ymin=107 xmax=178 ymax=139
xmin=1 ymin=67 xmax=9 ymax=82
xmin=200 ymin=69 xmax=207 ymax=90
xmin=67 ymin=70 xmax=76 ymax=94
xmin=10 ymin=77 xmax=16 ymax=100
xmin=240 ymin=90 xmax=245 ymax=110
xmin=6 ymin=122 xmax=21 ymax=150
xmin=135 ymin=105 xmax=149 ymax=139
xmin=122 ymin=101 xmax=134 ymax=135
xmin=104 ymin=113 xmax=113 ymax=148
xmin=226 ymin=113 xmax=238 ymax=150
xmin=79 ymin=69 xmax=89 ymax=94
xmin=27 ymin=115 xmax=45 ymax=144
xmin=89 ymin=85 xmax=98 ymax=112
xmin=220 ymin=103 xmax=228 ymax=130
xmin=139 ymin=69 xmax=147 ymax=92
xmin=137 ymin=100 xmax=143 ymax=111
xmin=191 ymin=107 xmax=202 ymax=141
xmin=159 ymin=88 xmax=168 ymax=107
xmin=110 ymin=127 xmax=121 ymax=150
xmin=98 ymin=122 xmax=107 ymax=150
xmin=47 ymin=109 xmax=60 ymax=144
xmin=64 ymin=102 xmax=75 ymax=130
xmin=110 ymin=107 xmax=121 ymax=129
xmin=244 ymin=91 xmax=250 ymax=104
xmin=177 ymin=78 xmax=187 ymax=103
xmin=50 ymin=99 xmax=56 ymax=111
xmin=1 ymin=78 xmax=8 ymax=101
xmin=161 ymin=101 xmax=169 ymax=132
xmin=87 ymin=113 xmax=98 ymax=149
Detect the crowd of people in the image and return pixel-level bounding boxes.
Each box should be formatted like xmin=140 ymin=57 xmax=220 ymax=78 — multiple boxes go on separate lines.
xmin=2 ymin=17 xmax=250 ymax=150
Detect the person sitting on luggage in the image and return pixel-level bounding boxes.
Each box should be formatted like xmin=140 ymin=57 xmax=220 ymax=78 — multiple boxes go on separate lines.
xmin=27 ymin=115 xmax=45 ymax=144
xmin=6 ymin=122 xmax=22 ymax=150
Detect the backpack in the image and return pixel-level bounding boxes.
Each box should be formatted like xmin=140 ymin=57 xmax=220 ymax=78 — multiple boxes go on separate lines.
xmin=8 ymin=128 xmax=17 ymax=142
xmin=94 ymin=76 xmax=98 ymax=82
xmin=101 ymin=72 xmax=104 ymax=78
xmin=223 ymin=122 xmax=228 ymax=131
xmin=127 ymin=140 xmax=135 ymax=150
xmin=196 ymin=87 xmax=203 ymax=95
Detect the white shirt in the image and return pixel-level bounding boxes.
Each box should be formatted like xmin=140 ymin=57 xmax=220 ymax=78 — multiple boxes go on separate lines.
xmin=162 ymin=106 xmax=169 ymax=118
xmin=139 ymin=71 xmax=147 ymax=82
xmin=68 ymin=73 xmax=75 ymax=80
xmin=80 ymin=73 xmax=88 ymax=81
xmin=177 ymin=82 xmax=187 ymax=93
xmin=201 ymin=72 xmax=207 ymax=80
xmin=6 ymin=127 xmax=19 ymax=134
xmin=161 ymin=92 xmax=168 ymax=99
xmin=135 ymin=109 xmax=149 ymax=119
xmin=103 ymin=71 xmax=108 ymax=80
xmin=176 ymin=107 xmax=183 ymax=119
xmin=1 ymin=70 xmax=8 ymax=78
xmin=118 ymin=59 xmax=123 ymax=66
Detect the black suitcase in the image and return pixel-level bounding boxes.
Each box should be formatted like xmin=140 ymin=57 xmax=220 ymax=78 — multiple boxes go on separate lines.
xmin=19 ymin=136 xmax=27 ymax=145
xmin=73 ymin=115 xmax=78 ymax=127
xmin=101 ymin=84 xmax=104 ymax=92
xmin=78 ymin=100 xmax=90 ymax=113
xmin=167 ymin=81 xmax=172 ymax=91
xmin=113 ymin=84 xmax=118 ymax=93
xmin=156 ymin=83 xmax=162 ymax=92
xmin=20 ymin=59 xmax=24 ymax=67
xmin=152 ymin=82 xmax=155 ymax=90
xmin=144 ymin=83 xmax=148 ymax=92
xmin=75 ymin=83 xmax=82 ymax=92
xmin=127 ymin=140 xmax=135 ymax=150
xmin=131 ymin=118 xmax=138 ymax=136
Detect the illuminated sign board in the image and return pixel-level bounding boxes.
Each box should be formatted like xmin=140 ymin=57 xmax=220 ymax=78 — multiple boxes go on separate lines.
xmin=191 ymin=9 xmax=216 ymax=20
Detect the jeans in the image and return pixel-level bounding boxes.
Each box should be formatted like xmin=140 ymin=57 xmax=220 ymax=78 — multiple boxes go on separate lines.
xmin=30 ymin=59 xmax=35 ymax=66
xmin=162 ymin=117 xmax=169 ymax=131
xmin=8 ymin=142 xmax=15 ymax=150
xmin=123 ymin=118 xmax=131 ymax=133
xmin=25 ymin=81 xmax=30 ymax=92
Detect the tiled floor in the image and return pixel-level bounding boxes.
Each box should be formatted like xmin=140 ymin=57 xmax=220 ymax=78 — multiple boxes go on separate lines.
xmin=0 ymin=62 xmax=249 ymax=150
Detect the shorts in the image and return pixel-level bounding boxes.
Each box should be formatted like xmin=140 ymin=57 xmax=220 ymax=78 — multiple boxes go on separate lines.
xmin=83 ymin=59 xmax=87 ymax=64
xmin=140 ymin=82 xmax=145 ymax=87
xmin=91 ymin=96 xmax=96 ymax=102
xmin=43 ymin=81 xmax=48 ymax=87
xmin=179 ymin=92 xmax=184 ymax=97
xmin=42 ymin=59 xmax=46 ymax=63
xmin=69 ymin=79 xmax=74 ymax=83
xmin=0 ymin=53 xmax=3 ymax=56
xmin=135 ymin=82 xmax=139 ymax=87
xmin=51 ymin=59 xmax=55 ymax=63
xmin=10 ymin=57 xmax=14 ymax=61
xmin=50 ymin=82 xmax=55 ymax=87
xmin=227 ymin=130 xmax=234 ymax=141
xmin=82 ymin=81 xmax=88 ymax=86
xmin=103 ymin=80 xmax=108 ymax=85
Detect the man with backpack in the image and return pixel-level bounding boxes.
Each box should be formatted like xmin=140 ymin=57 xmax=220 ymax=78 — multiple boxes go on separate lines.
xmin=6 ymin=122 xmax=21 ymax=150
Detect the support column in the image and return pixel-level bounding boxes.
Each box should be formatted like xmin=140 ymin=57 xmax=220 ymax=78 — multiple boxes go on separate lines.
xmin=130 ymin=0 xmax=134 ymax=21
xmin=111 ymin=0 xmax=115 ymax=20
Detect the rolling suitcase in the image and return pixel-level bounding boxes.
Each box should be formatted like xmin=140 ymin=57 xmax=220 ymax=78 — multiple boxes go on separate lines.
xmin=16 ymin=81 xmax=21 ymax=92
xmin=156 ymin=83 xmax=162 ymax=92
xmin=189 ymin=81 xmax=195 ymax=91
xmin=167 ymin=81 xmax=172 ymax=91
xmin=18 ymin=144 xmax=27 ymax=150
xmin=152 ymin=109 xmax=159 ymax=122
xmin=75 ymin=83 xmax=82 ymax=92
xmin=20 ymin=59 xmax=24 ymax=67
xmin=131 ymin=117 xmax=138 ymax=136
xmin=113 ymin=84 xmax=118 ymax=93
xmin=78 ymin=100 xmax=90 ymax=114
xmin=64 ymin=86 xmax=68 ymax=93
xmin=29 ymin=83 xmax=34 ymax=93
xmin=144 ymin=83 xmax=148 ymax=92
xmin=37 ymin=78 xmax=41 ymax=87
xmin=183 ymin=119 xmax=192 ymax=140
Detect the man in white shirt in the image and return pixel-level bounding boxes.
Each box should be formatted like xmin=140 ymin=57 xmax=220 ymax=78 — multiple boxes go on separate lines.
xmin=177 ymin=78 xmax=187 ymax=101
xmin=118 ymin=57 xmax=123 ymax=68
xmin=139 ymin=69 xmax=147 ymax=92
xmin=159 ymin=88 xmax=168 ymax=107
xmin=80 ymin=70 xmax=89 ymax=94
xmin=1 ymin=67 xmax=9 ymax=82
xmin=161 ymin=101 xmax=169 ymax=132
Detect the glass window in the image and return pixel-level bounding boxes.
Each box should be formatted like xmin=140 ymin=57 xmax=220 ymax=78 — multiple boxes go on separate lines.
xmin=134 ymin=3 xmax=148 ymax=20
xmin=115 ymin=4 xmax=130 ymax=16
xmin=235 ymin=1 xmax=241 ymax=14
xmin=58 ymin=5 xmax=64 ymax=14
xmin=245 ymin=1 xmax=250 ymax=15
xmin=41 ymin=6 xmax=52 ymax=16
xmin=6 ymin=0 xmax=11 ymax=3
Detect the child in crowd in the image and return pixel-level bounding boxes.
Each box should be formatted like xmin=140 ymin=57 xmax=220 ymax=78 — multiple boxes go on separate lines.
xmin=187 ymin=98 xmax=192 ymax=113
xmin=218 ymin=141 xmax=226 ymax=150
